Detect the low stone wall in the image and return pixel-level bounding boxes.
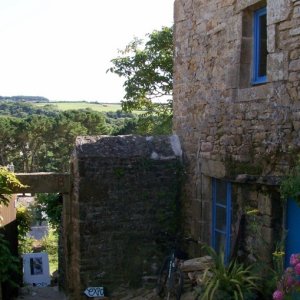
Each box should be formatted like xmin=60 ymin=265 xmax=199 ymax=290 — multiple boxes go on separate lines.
xmin=64 ymin=135 xmax=182 ymax=299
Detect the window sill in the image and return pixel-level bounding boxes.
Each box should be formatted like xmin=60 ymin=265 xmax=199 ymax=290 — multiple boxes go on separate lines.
xmin=252 ymin=76 xmax=267 ymax=85
xmin=237 ymin=83 xmax=272 ymax=102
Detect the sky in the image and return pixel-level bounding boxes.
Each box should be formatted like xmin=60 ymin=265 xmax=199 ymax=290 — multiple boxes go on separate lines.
xmin=0 ymin=0 xmax=174 ymax=102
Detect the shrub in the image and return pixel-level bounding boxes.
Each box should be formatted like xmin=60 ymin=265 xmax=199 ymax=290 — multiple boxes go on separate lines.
xmin=0 ymin=233 xmax=20 ymax=286
xmin=41 ymin=228 xmax=58 ymax=274
xmin=0 ymin=167 xmax=25 ymax=286
xmin=197 ymin=246 xmax=261 ymax=300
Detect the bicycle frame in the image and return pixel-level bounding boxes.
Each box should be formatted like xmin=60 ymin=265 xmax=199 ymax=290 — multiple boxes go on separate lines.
xmin=156 ymin=250 xmax=183 ymax=300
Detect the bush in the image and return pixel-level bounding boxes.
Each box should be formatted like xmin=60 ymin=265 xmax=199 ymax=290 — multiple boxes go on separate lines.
xmin=0 ymin=167 xmax=25 ymax=286
xmin=197 ymin=246 xmax=261 ymax=300
xmin=0 ymin=233 xmax=20 ymax=286
xmin=41 ymin=228 xmax=58 ymax=274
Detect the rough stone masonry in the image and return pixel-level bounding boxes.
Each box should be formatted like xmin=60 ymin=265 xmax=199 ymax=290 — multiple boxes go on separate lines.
xmin=173 ymin=0 xmax=300 ymax=261
xmin=63 ymin=135 xmax=183 ymax=300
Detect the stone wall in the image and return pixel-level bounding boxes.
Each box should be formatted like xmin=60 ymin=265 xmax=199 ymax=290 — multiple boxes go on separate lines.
xmin=173 ymin=0 xmax=300 ymax=259
xmin=64 ymin=135 xmax=182 ymax=299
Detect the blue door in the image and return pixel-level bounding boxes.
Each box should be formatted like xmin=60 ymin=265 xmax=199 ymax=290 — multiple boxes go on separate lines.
xmin=286 ymin=198 xmax=300 ymax=266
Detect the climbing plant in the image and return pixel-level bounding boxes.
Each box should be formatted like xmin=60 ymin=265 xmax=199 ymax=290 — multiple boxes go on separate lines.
xmin=0 ymin=167 xmax=26 ymax=286
xmin=0 ymin=166 xmax=25 ymax=207
xmin=16 ymin=206 xmax=33 ymax=254
xmin=280 ymin=162 xmax=300 ymax=205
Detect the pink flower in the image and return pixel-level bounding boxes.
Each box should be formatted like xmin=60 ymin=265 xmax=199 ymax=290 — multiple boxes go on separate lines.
xmin=286 ymin=275 xmax=296 ymax=287
xmin=273 ymin=290 xmax=284 ymax=300
xmin=295 ymin=263 xmax=300 ymax=276
xmin=285 ymin=267 xmax=294 ymax=274
xmin=290 ymin=254 xmax=300 ymax=266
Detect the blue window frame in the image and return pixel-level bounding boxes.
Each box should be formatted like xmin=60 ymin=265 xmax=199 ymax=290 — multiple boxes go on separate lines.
xmin=212 ymin=178 xmax=232 ymax=263
xmin=252 ymin=7 xmax=267 ymax=84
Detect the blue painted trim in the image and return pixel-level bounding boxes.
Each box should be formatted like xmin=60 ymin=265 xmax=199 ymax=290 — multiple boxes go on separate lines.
xmin=211 ymin=179 xmax=232 ymax=264
xmin=211 ymin=178 xmax=217 ymax=250
xmin=225 ymin=182 xmax=232 ymax=264
xmin=252 ymin=7 xmax=267 ymax=85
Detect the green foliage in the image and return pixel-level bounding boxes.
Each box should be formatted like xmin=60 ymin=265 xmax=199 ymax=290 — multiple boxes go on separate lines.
xmin=41 ymin=228 xmax=58 ymax=274
xmin=16 ymin=206 xmax=32 ymax=239
xmin=0 ymin=166 xmax=26 ymax=207
xmin=112 ymin=117 xmax=139 ymax=135
xmin=18 ymin=235 xmax=34 ymax=255
xmin=16 ymin=206 xmax=33 ymax=254
xmin=0 ymin=234 xmax=20 ymax=285
xmin=108 ymin=26 xmax=173 ymax=134
xmin=35 ymin=193 xmax=62 ymax=229
xmin=280 ymin=162 xmax=300 ymax=204
xmin=108 ymin=27 xmax=173 ymax=109
xmin=0 ymin=108 xmax=111 ymax=172
xmin=0 ymin=100 xmax=56 ymax=118
xmin=198 ymin=246 xmax=261 ymax=300
xmin=0 ymin=168 xmax=23 ymax=286
xmin=134 ymin=111 xmax=172 ymax=135
xmin=0 ymin=101 xmax=144 ymax=171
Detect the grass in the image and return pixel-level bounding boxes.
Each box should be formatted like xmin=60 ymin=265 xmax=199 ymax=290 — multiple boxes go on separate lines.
xmin=35 ymin=101 xmax=122 ymax=112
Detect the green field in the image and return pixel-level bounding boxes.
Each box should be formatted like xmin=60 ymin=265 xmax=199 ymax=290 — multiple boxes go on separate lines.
xmin=35 ymin=101 xmax=122 ymax=112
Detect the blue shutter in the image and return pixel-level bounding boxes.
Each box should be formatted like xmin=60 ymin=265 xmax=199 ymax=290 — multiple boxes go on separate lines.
xmin=252 ymin=7 xmax=267 ymax=84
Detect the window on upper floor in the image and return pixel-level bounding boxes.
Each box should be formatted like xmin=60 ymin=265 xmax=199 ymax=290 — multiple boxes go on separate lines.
xmin=239 ymin=3 xmax=267 ymax=89
xmin=252 ymin=6 xmax=267 ymax=84
xmin=211 ymin=178 xmax=232 ymax=264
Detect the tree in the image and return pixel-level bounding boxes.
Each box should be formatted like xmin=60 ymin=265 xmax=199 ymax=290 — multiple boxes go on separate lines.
xmin=35 ymin=193 xmax=62 ymax=230
xmin=1 ymin=108 xmax=111 ymax=172
xmin=12 ymin=115 xmax=54 ymax=172
xmin=0 ymin=117 xmax=17 ymax=166
xmin=50 ymin=111 xmax=109 ymax=171
xmin=61 ymin=109 xmax=109 ymax=135
xmin=108 ymin=26 xmax=173 ymax=134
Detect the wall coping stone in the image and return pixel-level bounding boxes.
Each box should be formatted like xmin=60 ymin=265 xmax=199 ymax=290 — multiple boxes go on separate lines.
xmin=74 ymin=135 xmax=182 ymax=160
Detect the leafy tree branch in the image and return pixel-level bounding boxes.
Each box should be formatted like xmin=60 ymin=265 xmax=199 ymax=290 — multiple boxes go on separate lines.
xmin=108 ymin=27 xmax=173 ymax=111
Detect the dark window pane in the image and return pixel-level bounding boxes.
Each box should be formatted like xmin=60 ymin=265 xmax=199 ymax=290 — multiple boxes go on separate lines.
xmin=216 ymin=179 xmax=227 ymax=205
xmin=215 ymin=232 xmax=226 ymax=254
xmin=259 ymin=13 xmax=267 ymax=77
xmin=216 ymin=206 xmax=226 ymax=231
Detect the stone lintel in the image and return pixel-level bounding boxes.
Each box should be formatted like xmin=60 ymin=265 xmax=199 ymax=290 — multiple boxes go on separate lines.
xmin=232 ymin=174 xmax=281 ymax=186
xmin=15 ymin=173 xmax=70 ymax=193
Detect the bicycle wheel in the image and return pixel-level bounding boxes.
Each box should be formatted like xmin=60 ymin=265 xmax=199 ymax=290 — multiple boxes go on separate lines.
xmin=167 ymin=268 xmax=183 ymax=300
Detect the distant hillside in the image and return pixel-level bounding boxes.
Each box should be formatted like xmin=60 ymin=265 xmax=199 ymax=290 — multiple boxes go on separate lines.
xmin=0 ymin=95 xmax=49 ymax=103
xmin=35 ymin=101 xmax=122 ymax=112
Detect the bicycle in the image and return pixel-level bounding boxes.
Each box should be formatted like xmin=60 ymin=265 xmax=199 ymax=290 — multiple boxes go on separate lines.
xmin=156 ymin=235 xmax=197 ymax=300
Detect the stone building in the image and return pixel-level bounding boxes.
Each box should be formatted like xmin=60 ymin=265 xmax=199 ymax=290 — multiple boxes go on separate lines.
xmin=173 ymin=0 xmax=300 ymax=263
